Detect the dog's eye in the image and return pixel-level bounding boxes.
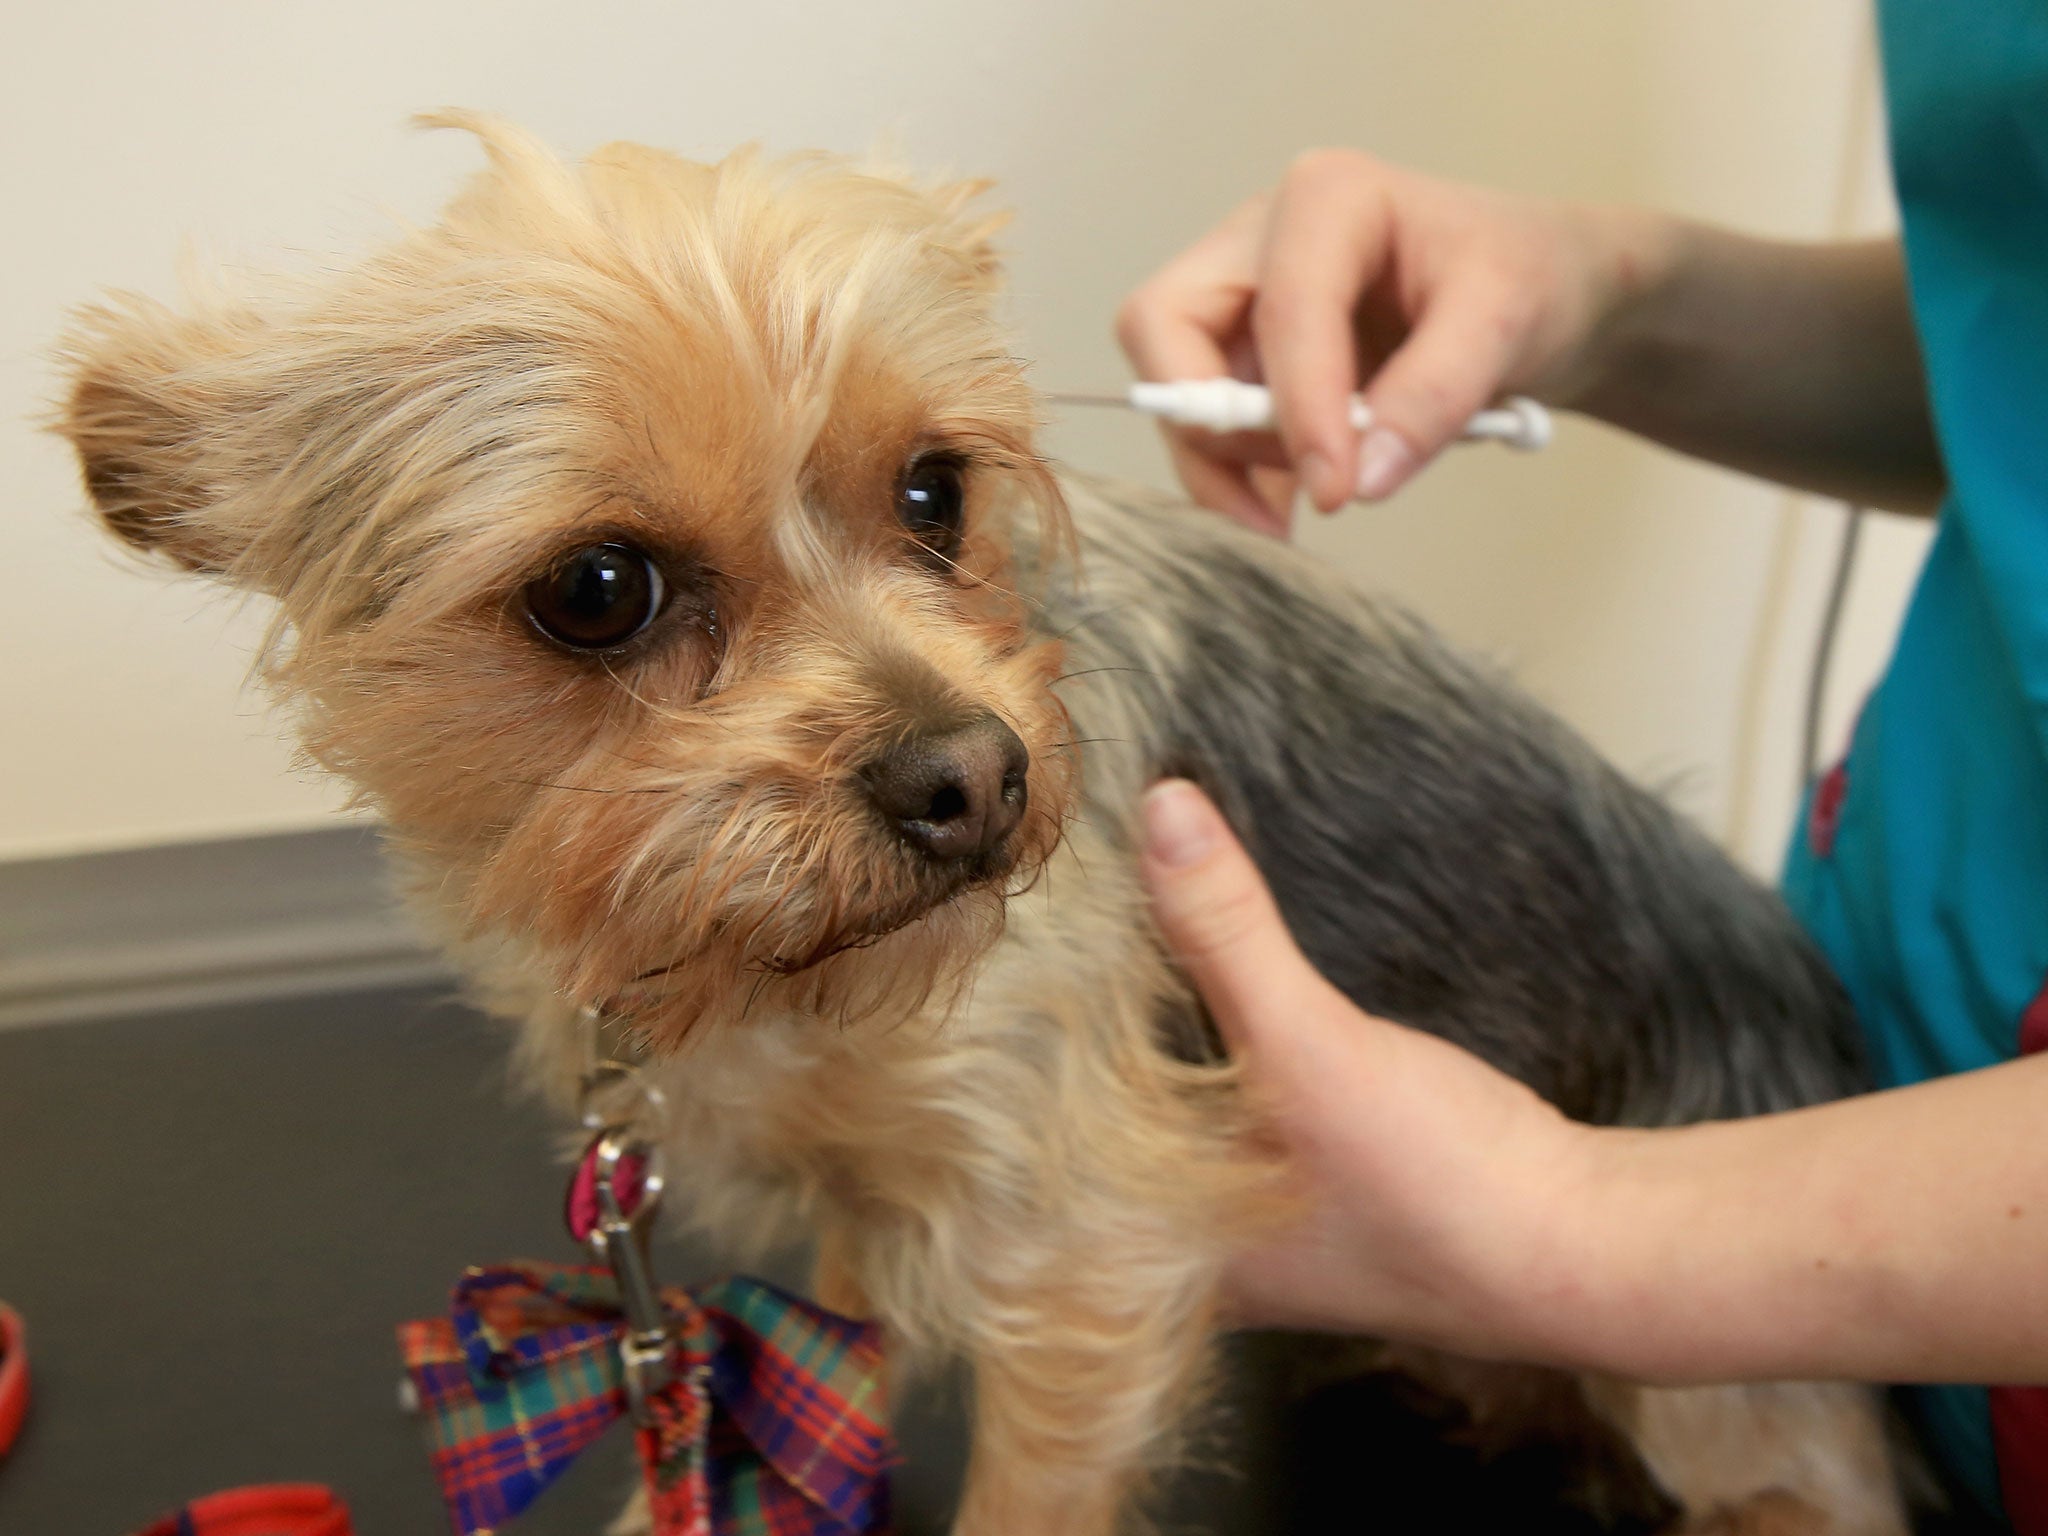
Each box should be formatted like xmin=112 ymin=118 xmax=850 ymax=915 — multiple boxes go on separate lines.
xmin=525 ymin=542 xmax=666 ymax=650
xmin=898 ymin=455 xmax=966 ymax=562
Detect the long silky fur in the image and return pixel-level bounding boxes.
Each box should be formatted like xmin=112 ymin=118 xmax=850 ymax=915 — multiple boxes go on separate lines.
xmin=54 ymin=115 xmax=1909 ymax=1535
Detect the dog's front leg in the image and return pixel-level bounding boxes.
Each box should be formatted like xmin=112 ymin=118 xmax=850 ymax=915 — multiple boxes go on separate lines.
xmin=950 ymin=1264 xmax=1219 ymax=1536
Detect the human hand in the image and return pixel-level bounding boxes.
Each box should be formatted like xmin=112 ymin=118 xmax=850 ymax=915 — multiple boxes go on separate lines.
xmin=1115 ymin=151 xmax=1669 ymax=531
xmin=1140 ymin=777 xmax=2048 ymax=1382
xmin=1138 ymin=778 xmax=1599 ymax=1357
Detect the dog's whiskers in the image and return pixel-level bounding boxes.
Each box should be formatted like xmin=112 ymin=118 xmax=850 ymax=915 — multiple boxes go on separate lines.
xmin=600 ymin=659 xmax=668 ymax=714
xmin=1046 ymin=604 xmax=1131 ymax=645
xmin=918 ymin=540 xmax=1041 ymax=613
xmin=1053 ymin=665 xmax=1156 ymax=684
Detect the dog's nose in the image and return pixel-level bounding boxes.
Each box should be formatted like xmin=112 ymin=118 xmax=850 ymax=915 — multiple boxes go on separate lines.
xmin=864 ymin=714 xmax=1030 ymax=861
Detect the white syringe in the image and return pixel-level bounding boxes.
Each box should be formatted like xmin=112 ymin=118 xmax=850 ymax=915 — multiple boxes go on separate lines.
xmin=1051 ymin=378 xmax=1552 ymax=451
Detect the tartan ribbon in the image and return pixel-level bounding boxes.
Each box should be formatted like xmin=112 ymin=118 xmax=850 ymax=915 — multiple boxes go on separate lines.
xmin=397 ymin=1262 xmax=892 ymax=1536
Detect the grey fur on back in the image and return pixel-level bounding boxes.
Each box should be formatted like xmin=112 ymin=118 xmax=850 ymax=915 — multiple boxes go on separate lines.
xmin=1029 ymin=477 xmax=1865 ymax=1125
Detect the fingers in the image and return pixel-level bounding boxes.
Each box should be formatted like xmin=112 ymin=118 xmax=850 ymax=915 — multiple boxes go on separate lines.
xmin=1167 ymin=436 xmax=1292 ymax=536
xmin=1122 ymin=158 xmax=1561 ymax=517
xmin=1351 ymin=258 xmax=1534 ymax=500
xmin=1118 ymin=197 xmax=1292 ymax=532
xmin=1253 ymin=150 xmax=1395 ymax=511
xmin=1137 ymin=780 xmax=1332 ymax=1055
xmin=1116 ymin=193 xmax=1272 ymax=386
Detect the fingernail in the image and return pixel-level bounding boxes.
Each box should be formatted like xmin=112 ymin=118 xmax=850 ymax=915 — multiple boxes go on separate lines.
xmin=1142 ymin=781 xmax=1219 ymax=868
xmin=1354 ymin=429 xmax=1416 ymax=500
xmin=1297 ymin=450 xmax=1337 ymax=509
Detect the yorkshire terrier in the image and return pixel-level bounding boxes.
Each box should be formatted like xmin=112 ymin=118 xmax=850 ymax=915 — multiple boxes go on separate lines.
xmin=58 ymin=115 xmax=1912 ymax=1534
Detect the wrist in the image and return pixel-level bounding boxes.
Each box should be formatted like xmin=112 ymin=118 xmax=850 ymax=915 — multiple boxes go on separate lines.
xmin=1485 ymin=1120 xmax=1680 ymax=1375
xmin=1547 ymin=204 xmax=1690 ymax=416
xmin=1432 ymin=1110 xmax=1649 ymax=1368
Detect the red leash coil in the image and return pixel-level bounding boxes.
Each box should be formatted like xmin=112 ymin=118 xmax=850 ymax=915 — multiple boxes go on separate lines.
xmin=0 ymin=1301 xmax=28 ymax=1460
xmin=132 ymin=1485 xmax=353 ymax=1536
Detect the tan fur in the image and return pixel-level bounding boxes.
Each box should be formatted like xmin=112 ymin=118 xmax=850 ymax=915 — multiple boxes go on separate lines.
xmin=54 ymin=116 xmax=1902 ymax=1534
xmin=1591 ymin=1379 xmax=1908 ymax=1535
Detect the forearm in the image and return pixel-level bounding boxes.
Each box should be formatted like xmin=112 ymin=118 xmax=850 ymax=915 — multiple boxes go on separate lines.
xmin=1567 ymin=218 xmax=1946 ymax=514
xmin=1539 ymin=1054 xmax=2048 ymax=1385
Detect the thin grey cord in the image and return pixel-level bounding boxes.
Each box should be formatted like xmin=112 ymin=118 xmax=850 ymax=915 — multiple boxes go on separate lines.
xmin=1790 ymin=10 xmax=1879 ymax=800
xmin=1800 ymin=504 xmax=1866 ymax=784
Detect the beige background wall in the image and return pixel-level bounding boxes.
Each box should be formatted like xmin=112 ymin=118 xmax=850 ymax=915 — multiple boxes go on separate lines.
xmin=2 ymin=0 xmax=1928 ymax=874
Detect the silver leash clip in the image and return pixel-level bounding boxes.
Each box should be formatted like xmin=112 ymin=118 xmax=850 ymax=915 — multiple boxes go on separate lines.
xmin=576 ymin=1057 xmax=673 ymax=1425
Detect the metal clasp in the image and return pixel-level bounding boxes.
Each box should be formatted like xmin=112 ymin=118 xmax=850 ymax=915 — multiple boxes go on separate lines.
xmin=576 ymin=1052 xmax=674 ymax=1425
xmin=588 ymin=1128 xmax=674 ymax=1423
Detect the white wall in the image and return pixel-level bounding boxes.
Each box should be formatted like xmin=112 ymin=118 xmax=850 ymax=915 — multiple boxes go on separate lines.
xmin=1 ymin=0 xmax=1924 ymax=872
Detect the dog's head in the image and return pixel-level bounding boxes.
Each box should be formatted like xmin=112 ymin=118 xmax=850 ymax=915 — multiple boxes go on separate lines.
xmin=56 ymin=112 xmax=1075 ymax=1043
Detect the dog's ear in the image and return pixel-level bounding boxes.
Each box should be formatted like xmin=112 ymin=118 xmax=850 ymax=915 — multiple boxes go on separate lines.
xmin=926 ymin=178 xmax=1010 ymax=289
xmin=54 ymin=296 xmax=261 ymax=577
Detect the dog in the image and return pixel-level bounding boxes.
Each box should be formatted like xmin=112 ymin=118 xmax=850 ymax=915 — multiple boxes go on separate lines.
xmin=57 ymin=114 xmax=1912 ymax=1534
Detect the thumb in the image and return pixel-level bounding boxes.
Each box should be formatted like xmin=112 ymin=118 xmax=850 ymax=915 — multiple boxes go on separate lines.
xmin=1138 ymin=780 xmax=1328 ymax=1054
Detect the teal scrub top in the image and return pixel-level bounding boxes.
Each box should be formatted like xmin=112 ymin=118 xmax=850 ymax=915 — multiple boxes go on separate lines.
xmin=1779 ymin=2 xmax=2048 ymax=1523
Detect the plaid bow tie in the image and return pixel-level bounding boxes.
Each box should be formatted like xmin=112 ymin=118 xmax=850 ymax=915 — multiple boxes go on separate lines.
xmin=398 ymin=1262 xmax=893 ymax=1536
